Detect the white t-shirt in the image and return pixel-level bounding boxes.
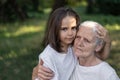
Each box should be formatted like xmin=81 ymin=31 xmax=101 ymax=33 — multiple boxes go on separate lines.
xmin=39 ymin=44 xmax=77 ymax=80
xmin=70 ymin=61 xmax=120 ymax=80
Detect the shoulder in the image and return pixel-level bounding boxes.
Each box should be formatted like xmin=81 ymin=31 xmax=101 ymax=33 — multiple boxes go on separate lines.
xmin=99 ymin=62 xmax=119 ymax=78
xmin=103 ymin=62 xmax=120 ymax=80
xmin=39 ymin=44 xmax=56 ymax=58
xmin=100 ymin=62 xmax=115 ymax=72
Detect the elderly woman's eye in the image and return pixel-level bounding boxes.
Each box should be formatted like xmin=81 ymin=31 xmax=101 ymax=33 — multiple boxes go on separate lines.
xmin=85 ymin=39 xmax=90 ymax=43
xmin=75 ymin=36 xmax=81 ymax=41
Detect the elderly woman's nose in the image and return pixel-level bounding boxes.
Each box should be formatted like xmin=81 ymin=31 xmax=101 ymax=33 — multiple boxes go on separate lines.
xmin=77 ymin=38 xmax=84 ymax=45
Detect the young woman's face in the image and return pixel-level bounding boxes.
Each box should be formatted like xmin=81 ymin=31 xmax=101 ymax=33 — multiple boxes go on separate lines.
xmin=59 ymin=16 xmax=77 ymax=47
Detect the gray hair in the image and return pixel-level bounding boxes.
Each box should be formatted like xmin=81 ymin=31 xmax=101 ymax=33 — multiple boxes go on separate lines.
xmin=80 ymin=21 xmax=105 ymax=46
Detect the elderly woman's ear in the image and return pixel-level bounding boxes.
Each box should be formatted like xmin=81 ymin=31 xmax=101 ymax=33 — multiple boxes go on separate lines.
xmin=95 ymin=42 xmax=104 ymax=53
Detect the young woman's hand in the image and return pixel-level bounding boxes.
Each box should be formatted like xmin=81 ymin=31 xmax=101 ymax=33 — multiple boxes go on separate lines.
xmin=32 ymin=59 xmax=54 ymax=80
xmin=96 ymin=25 xmax=111 ymax=43
xmin=96 ymin=25 xmax=111 ymax=60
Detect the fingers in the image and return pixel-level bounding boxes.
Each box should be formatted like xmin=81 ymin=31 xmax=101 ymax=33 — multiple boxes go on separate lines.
xmin=38 ymin=65 xmax=54 ymax=79
xmin=32 ymin=66 xmax=39 ymax=80
xmin=95 ymin=25 xmax=110 ymax=43
xmin=39 ymin=59 xmax=53 ymax=73
xmin=96 ymin=26 xmax=107 ymax=38
xmin=40 ymin=59 xmax=44 ymax=65
xmin=38 ymin=73 xmax=53 ymax=80
xmin=97 ymin=29 xmax=111 ymax=43
xmin=38 ymin=59 xmax=54 ymax=80
xmin=38 ymin=65 xmax=53 ymax=76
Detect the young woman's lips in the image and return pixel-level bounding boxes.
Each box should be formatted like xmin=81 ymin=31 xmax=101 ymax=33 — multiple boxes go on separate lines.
xmin=67 ymin=37 xmax=73 ymax=40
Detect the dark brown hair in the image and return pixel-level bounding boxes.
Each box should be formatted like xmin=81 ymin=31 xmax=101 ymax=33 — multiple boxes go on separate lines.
xmin=43 ymin=7 xmax=80 ymax=52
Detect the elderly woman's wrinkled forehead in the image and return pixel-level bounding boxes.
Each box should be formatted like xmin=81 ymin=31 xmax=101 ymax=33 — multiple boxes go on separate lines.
xmin=79 ymin=21 xmax=103 ymax=32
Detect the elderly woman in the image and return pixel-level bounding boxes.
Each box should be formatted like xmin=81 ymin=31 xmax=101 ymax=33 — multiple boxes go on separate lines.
xmin=32 ymin=21 xmax=119 ymax=80
xmin=69 ymin=21 xmax=119 ymax=80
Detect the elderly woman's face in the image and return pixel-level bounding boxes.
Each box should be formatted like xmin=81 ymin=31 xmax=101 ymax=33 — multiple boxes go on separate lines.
xmin=73 ymin=26 xmax=98 ymax=58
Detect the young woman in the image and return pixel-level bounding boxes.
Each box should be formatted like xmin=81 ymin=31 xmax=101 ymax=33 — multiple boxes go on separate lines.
xmin=34 ymin=7 xmax=80 ymax=80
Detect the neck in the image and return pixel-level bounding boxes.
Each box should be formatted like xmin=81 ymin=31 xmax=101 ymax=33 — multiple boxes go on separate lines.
xmin=78 ymin=56 xmax=102 ymax=66
xmin=61 ymin=45 xmax=69 ymax=53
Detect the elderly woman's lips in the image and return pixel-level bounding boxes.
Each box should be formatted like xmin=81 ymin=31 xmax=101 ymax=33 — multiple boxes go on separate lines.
xmin=76 ymin=47 xmax=82 ymax=51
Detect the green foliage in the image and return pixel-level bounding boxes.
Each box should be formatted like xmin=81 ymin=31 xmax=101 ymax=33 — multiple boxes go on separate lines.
xmin=0 ymin=6 xmax=120 ymax=79
xmin=0 ymin=19 xmax=46 ymax=80
xmin=96 ymin=0 xmax=120 ymax=15
xmin=0 ymin=0 xmax=49 ymax=22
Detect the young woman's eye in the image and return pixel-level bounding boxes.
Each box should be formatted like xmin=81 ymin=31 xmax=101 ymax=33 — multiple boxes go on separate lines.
xmin=72 ymin=27 xmax=76 ymax=30
xmin=61 ymin=28 xmax=67 ymax=31
xmin=76 ymin=36 xmax=81 ymax=40
xmin=76 ymin=36 xmax=79 ymax=38
xmin=72 ymin=27 xmax=77 ymax=30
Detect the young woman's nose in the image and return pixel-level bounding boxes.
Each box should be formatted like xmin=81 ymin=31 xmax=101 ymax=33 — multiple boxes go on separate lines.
xmin=68 ymin=29 xmax=73 ymax=35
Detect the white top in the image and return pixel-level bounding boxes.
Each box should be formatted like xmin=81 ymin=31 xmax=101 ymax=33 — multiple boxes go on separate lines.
xmin=70 ymin=61 xmax=120 ymax=80
xmin=39 ymin=44 xmax=77 ymax=80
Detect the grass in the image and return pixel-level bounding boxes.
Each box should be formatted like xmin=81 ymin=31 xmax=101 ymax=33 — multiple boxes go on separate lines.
xmin=0 ymin=18 xmax=46 ymax=80
xmin=0 ymin=7 xmax=120 ymax=80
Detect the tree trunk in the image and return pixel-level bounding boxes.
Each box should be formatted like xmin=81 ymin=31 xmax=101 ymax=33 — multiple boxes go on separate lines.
xmin=86 ymin=0 xmax=95 ymax=14
xmin=8 ymin=0 xmax=28 ymax=20
xmin=0 ymin=1 xmax=8 ymax=21
xmin=51 ymin=0 xmax=68 ymax=14
xmin=31 ymin=0 xmax=39 ymax=11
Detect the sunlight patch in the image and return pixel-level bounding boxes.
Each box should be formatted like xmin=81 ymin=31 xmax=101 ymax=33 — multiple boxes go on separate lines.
xmin=4 ymin=26 xmax=44 ymax=37
xmin=7 ymin=50 xmax=18 ymax=58
xmin=106 ymin=24 xmax=120 ymax=30
xmin=13 ymin=26 xmax=41 ymax=36
xmin=0 ymin=56 xmax=3 ymax=60
xmin=112 ymin=40 xmax=120 ymax=47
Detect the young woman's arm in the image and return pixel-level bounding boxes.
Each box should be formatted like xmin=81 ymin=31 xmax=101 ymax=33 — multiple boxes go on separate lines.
xmin=32 ymin=60 xmax=54 ymax=80
xmin=96 ymin=25 xmax=111 ymax=60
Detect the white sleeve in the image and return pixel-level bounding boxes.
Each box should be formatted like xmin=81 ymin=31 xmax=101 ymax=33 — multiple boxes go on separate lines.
xmin=107 ymin=71 xmax=120 ymax=80
xmin=39 ymin=53 xmax=59 ymax=80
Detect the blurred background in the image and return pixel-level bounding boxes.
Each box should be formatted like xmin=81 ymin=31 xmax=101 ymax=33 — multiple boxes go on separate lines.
xmin=0 ymin=0 xmax=120 ymax=80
